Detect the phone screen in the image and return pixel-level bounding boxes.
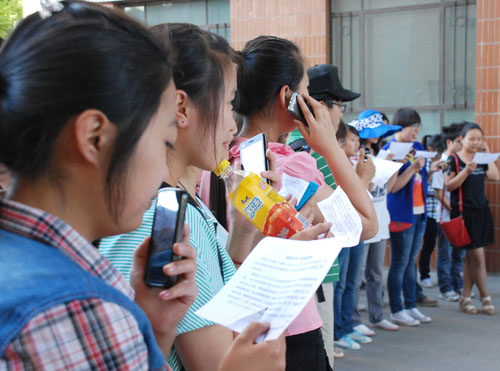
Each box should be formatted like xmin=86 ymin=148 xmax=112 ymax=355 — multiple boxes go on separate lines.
xmin=145 ymin=188 xmax=188 ymax=288
xmin=240 ymin=133 xmax=269 ymax=177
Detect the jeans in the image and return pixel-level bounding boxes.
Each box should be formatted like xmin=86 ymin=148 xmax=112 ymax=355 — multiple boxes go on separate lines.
xmin=419 ymin=217 xmax=437 ymax=280
xmin=451 ymin=246 xmax=466 ymax=291
xmin=419 ymin=217 xmax=465 ymax=293
xmin=334 ymin=242 xmax=364 ymax=340
xmin=353 ymin=240 xmax=387 ymax=325
xmin=436 ymin=225 xmax=454 ymax=293
xmin=388 ymin=214 xmax=426 ymax=313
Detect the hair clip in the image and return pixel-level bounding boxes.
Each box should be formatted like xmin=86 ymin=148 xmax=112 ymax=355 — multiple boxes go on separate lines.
xmin=39 ymin=0 xmax=64 ymax=19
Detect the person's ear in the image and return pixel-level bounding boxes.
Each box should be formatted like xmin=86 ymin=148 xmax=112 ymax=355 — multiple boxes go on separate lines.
xmin=278 ymin=85 xmax=291 ymax=109
xmin=73 ymin=109 xmax=115 ymax=167
xmin=176 ymin=90 xmax=190 ymax=128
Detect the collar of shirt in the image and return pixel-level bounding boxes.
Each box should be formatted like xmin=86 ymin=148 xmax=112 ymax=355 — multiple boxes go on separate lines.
xmin=0 ymin=197 xmax=134 ymax=299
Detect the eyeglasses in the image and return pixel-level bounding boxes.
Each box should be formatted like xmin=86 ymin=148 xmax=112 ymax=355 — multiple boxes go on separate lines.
xmin=409 ymin=123 xmax=422 ymax=130
xmin=327 ymin=101 xmax=347 ymax=113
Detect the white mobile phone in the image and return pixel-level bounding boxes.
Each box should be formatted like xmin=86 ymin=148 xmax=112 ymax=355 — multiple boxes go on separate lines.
xmin=240 ymin=133 xmax=269 ymax=181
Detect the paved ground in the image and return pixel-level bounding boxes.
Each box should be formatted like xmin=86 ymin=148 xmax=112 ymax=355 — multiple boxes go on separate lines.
xmin=334 ymin=272 xmax=500 ymax=371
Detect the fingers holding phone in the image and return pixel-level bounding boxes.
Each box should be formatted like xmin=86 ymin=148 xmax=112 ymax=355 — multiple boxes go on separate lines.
xmin=356 ymin=149 xmax=375 ymax=187
xmin=160 ymin=224 xmax=198 ymax=302
xmin=260 ymin=149 xmax=281 ymax=189
xmin=132 ymin=188 xmax=198 ymax=341
xmin=294 ymin=94 xmax=337 ymax=157
xmin=145 ymin=188 xmax=189 ymax=289
xmin=130 ymin=231 xmax=198 ymax=341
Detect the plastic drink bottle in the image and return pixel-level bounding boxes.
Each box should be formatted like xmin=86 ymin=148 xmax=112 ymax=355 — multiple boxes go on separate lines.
xmin=213 ymin=160 xmax=309 ymax=238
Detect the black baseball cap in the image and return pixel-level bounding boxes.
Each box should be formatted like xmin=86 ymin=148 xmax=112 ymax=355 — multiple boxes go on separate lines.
xmin=307 ymin=64 xmax=360 ymax=102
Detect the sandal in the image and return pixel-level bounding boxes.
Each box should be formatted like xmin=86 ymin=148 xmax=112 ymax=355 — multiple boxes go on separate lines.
xmin=459 ymin=296 xmax=478 ymax=315
xmin=333 ymin=347 xmax=344 ymax=359
xmin=480 ymin=295 xmax=495 ymax=315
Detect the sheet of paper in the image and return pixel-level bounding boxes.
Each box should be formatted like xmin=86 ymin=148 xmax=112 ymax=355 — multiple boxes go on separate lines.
xmin=279 ymin=172 xmax=309 ymax=201
xmin=195 ymin=235 xmax=346 ymax=342
xmin=371 ymin=156 xmax=404 ymax=188
xmin=388 ymin=142 xmax=413 ymax=160
xmin=317 ymin=186 xmax=362 ymax=247
xmin=376 ymin=149 xmax=389 ymax=160
xmin=472 ymin=152 xmax=500 ymax=164
xmin=415 ymin=150 xmax=437 ymax=159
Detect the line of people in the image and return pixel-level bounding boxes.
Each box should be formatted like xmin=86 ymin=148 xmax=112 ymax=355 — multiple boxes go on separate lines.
xmin=286 ymin=105 xmax=499 ymax=360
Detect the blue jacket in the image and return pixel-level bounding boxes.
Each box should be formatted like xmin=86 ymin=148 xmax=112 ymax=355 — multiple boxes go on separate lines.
xmin=383 ymin=139 xmax=428 ymax=224
xmin=0 ymin=229 xmax=165 ymax=369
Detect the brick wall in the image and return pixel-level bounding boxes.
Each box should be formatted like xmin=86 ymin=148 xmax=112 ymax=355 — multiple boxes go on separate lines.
xmin=230 ymin=0 xmax=330 ymax=67
xmin=476 ymin=0 xmax=500 ymax=273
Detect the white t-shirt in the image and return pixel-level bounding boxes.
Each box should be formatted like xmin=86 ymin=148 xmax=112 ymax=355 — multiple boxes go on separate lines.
xmin=432 ymin=153 xmax=450 ymax=222
xmin=365 ymin=184 xmax=390 ymax=244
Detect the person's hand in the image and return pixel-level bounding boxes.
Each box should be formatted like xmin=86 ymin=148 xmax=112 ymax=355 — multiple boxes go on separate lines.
xmin=230 ymin=158 xmax=266 ymax=233
xmin=431 ymin=160 xmax=447 ymax=172
xmin=290 ymin=221 xmax=332 ymax=241
xmin=287 ymin=196 xmax=315 ymax=224
xmin=411 ymin=157 xmax=426 ymax=171
xmin=480 ymin=141 xmax=490 ymax=153
xmin=395 ymin=153 xmax=410 ymax=164
xmin=386 ymin=153 xmax=395 ymax=161
xmin=355 ymin=148 xmax=375 ymax=184
xmin=218 ymin=322 xmax=286 ymax=371
xmin=130 ymin=227 xmax=198 ymax=338
xmin=465 ymin=161 xmax=477 ymax=174
xmin=295 ymin=94 xmax=336 ymax=157
xmin=260 ymin=150 xmax=281 ymax=190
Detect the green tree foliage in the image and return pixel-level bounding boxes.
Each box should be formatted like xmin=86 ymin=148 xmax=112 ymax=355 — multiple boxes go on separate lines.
xmin=0 ymin=0 xmax=23 ymax=39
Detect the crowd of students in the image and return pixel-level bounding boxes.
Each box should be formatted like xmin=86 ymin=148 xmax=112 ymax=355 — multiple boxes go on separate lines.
xmin=0 ymin=1 xmax=497 ymax=370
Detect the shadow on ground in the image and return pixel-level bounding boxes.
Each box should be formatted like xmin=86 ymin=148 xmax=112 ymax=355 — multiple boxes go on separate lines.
xmin=334 ymin=272 xmax=500 ymax=371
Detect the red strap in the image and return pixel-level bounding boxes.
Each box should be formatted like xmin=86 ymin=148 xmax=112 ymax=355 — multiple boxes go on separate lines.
xmin=453 ymin=154 xmax=464 ymax=214
xmin=439 ymin=176 xmax=445 ymax=223
xmin=439 ymin=153 xmax=463 ymax=222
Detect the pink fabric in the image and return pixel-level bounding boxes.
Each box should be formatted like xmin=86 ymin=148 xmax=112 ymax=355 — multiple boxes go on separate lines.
xmin=229 ymin=138 xmax=324 ymax=336
xmin=229 ymin=139 xmax=326 ymax=191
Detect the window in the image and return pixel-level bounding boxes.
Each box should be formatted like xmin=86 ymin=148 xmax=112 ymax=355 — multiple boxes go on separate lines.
xmin=119 ymin=0 xmax=230 ymax=42
xmin=331 ymin=0 xmax=476 ymax=136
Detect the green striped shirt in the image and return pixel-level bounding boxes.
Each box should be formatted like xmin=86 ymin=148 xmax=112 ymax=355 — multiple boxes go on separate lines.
xmin=99 ymin=197 xmax=236 ymax=371
xmin=287 ymin=130 xmax=339 ymax=283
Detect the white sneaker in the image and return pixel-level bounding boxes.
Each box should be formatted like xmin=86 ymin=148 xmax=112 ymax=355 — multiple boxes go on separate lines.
xmin=358 ymin=303 xmax=367 ymax=311
xmin=390 ymin=310 xmax=420 ymax=326
xmin=440 ymin=290 xmax=460 ymax=302
xmin=406 ymin=308 xmax=431 ymax=323
xmin=334 ymin=335 xmax=361 ymax=350
xmin=421 ymin=278 xmax=434 ymax=288
xmin=372 ymin=319 xmax=399 ymax=331
xmin=348 ymin=330 xmax=372 ymax=344
xmin=354 ymin=324 xmax=375 ymax=336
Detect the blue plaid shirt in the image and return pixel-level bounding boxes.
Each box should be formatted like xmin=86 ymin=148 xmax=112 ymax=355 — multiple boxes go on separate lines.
xmin=425 ymin=161 xmax=438 ymax=219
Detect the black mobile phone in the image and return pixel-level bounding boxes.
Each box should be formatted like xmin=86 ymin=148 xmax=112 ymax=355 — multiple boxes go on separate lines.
xmin=287 ymin=92 xmax=313 ymax=126
xmin=363 ymin=146 xmax=371 ymax=162
xmin=145 ymin=187 xmax=189 ymax=288
xmin=240 ymin=133 xmax=270 ymax=183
